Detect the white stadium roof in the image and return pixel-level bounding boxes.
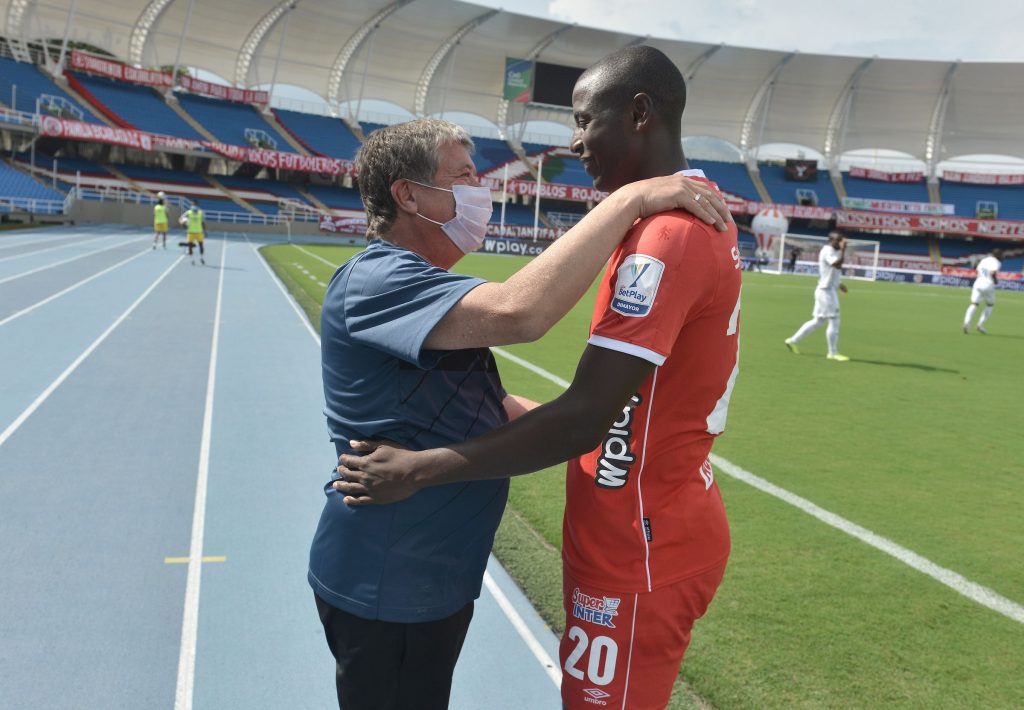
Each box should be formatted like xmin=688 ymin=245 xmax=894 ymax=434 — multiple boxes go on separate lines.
xmin=6 ymin=0 xmax=1024 ymax=165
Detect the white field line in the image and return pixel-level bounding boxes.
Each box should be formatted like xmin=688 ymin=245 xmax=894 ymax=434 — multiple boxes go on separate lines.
xmin=0 ymin=236 xmax=146 ymax=286
xmin=489 ymin=347 xmax=1024 ymax=627
xmin=483 ymin=571 xmax=561 ymax=687
xmin=174 ymin=239 xmax=227 ymax=710
xmin=292 ymin=243 xmax=338 ymax=269
xmin=0 ymin=255 xmax=184 ymax=448
xmin=0 ymin=232 xmax=113 ymax=263
xmin=248 ymin=236 xmax=320 ymax=345
xmin=0 ymin=247 xmax=151 ymax=328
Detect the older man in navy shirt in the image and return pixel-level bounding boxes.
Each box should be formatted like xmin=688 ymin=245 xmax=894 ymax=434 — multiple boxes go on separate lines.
xmin=310 ymin=118 xmax=729 ymax=710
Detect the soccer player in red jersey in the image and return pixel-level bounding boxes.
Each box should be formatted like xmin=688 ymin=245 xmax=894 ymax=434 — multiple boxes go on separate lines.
xmin=336 ymin=45 xmax=740 ymax=710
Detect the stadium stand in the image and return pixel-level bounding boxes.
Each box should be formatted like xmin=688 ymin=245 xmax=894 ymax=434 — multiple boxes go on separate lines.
xmin=214 ymin=174 xmax=314 ymax=207
xmin=273 ymin=109 xmax=361 ymax=159
xmin=938 ymin=180 xmax=1024 ymax=220
xmin=115 ymin=163 xmax=209 ymax=186
xmin=691 ymin=159 xmax=760 ymax=201
xmin=470 ymin=137 xmax=518 ymax=173
xmin=303 ymin=184 xmax=365 ymax=210
xmin=68 ymin=72 xmax=206 ymax=140
xmin=843 ymin=172 xmax=930 ymax=203
xmin=499 ymin=203 xmax=541 ymax=225
xmin=758 ymin=162 xmax=841 ymax=208
xmin=0 ymin=57 xmax=101 ymax=122
xmin=0 ymin=160 xmax=66 ymax=203
xmin=177 ymin=93 xmax=298 ymax=152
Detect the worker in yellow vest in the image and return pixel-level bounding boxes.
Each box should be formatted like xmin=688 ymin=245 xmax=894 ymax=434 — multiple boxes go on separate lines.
xmin=152 ymin=193 xmax=169 ymax=249
xmin=178 ymin=202 xmax=206 ymax=265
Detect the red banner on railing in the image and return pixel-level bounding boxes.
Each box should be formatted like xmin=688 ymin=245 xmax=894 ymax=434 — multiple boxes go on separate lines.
xmin=39 ymin=115 xmax=154 ymax=150
xmin=70 ymin=50 xmax=173 ymax=88
xmin=836 ymin=210 xmax=1024 ymax=239
xmin=180 ymin=76 xmax=269 ymax=105
xmin=38 ymin=117 xmax=356 ymax=176
xmin=941 ymin=171 xmax=1024 ymax=186
xmin=481 ymin=176 xmax=608 ymax=203
xmin=849 ymin=166 xmax=925 ymax=183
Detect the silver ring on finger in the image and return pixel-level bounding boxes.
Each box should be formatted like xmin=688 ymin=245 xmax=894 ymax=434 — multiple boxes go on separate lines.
xmin=694 ymin=193 xmax=702 ymax=203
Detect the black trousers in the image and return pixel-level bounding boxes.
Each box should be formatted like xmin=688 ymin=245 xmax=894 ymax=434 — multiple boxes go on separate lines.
xmin=315 ymin=593 xmax=474 ymax=710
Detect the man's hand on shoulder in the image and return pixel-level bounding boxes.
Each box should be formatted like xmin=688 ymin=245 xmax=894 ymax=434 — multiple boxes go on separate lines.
xmin=625 ymin=175 xmax=732 ymax=232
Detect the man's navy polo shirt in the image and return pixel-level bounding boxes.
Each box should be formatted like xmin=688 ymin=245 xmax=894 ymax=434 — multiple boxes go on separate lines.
xmin=309 ymin=240 xmax=510 ymax=623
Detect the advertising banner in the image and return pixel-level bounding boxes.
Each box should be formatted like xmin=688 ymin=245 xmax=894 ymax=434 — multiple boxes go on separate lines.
xmin=38 ymin=115 xmax=154 ymax=150
xmin=836 ymin=210 xmax=1024 ymax=239
xmin=180 ymin=76 xmax=269 ymax=105
xmin=319 ymin=214 xmax=367 ymax=234
xmin=942 ymin=171 xmax=1024 ymax=186
xmin=70 ymin=50 xmax=173 ymax=88
xmin=849 ymin=166 xmax=925 ymax=183
xmin=841 ymin=196 xmax=954 ymax=215
xmin=503 ymin=58 xmax=535 ymax=103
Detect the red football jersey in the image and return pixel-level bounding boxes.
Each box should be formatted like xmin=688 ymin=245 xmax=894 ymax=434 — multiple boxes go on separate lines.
xmin=563 ymin=175 xmax=741 ymax=593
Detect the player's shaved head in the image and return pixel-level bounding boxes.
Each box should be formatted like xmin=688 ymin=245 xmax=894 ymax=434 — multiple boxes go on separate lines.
xmin=577 ymin=45 xmax=686 ymax=139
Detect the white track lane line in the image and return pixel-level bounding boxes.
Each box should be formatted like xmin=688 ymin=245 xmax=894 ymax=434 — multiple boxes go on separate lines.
xmin=174 ymin=239 xmax=227 ymax=710
xmin=0 ymin=232 xmax=88 ymax=251
xmin=0 ymin=247 xmax=152 ymax=328
xmin=488 ymin=347 xmax=1024 ymax=627
xmin=0 ymin=232 xmax=114 ymax=264
xmin=483 ymin=571 xmax=562 ymax=687
xmin=0 ymin=236 xmax=146 ymax=285
xmin=0 ymin=255 xmax=185 ymax=448
xmin=248 ymin=236 xmax=320 ymax=345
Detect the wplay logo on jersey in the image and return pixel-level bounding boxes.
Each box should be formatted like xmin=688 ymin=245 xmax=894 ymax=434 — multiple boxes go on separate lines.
xmin=611 ymin=254 xmax=665 ymax=318
xmin=572 ymin=588 xmax=621 ymax=629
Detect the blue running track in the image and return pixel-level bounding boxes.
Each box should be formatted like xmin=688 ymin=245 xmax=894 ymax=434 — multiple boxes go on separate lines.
xmin=0 ymin=226 xmax=561 ymax=710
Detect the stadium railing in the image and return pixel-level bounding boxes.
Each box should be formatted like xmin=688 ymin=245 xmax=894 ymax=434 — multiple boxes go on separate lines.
xmin=0 ymin=195 xmax=65 ymax=214
xmin=69 ymin=186 xmax=322 ymax=226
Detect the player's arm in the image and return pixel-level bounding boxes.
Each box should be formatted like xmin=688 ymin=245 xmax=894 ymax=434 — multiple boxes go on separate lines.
xmin=421 ymin=175 xmax=729 ymax=350
xmin=334 ymin=346 xmax=654 ymax=505
xmin=831 ymin=239 xmax=847 ymax=269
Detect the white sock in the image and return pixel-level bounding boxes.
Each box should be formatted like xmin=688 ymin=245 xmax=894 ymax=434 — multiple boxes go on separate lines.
xmin=789 ymin=317 xmax=826 ymax=343
xmin=827 ymin=318 xmax=840 ymax=355
xmin=964 ymin=304 xmax=978 ymax=327
xmin=979 ymin=306 xmax=993 ymax=327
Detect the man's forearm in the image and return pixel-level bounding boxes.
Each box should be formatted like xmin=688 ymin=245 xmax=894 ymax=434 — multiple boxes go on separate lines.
xmin=494 ymin=188 xmax=644 ymax=338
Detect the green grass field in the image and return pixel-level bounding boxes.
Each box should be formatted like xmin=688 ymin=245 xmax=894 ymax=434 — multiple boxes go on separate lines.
xmin=263 ymin=242 xmax=1024 ymax=709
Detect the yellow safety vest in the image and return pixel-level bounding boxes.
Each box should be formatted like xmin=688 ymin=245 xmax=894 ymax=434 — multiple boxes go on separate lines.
xmin=187 ymin=208 xmax=204 ymax=233
xmin=154 ymin=204 xmax=167 ymax=223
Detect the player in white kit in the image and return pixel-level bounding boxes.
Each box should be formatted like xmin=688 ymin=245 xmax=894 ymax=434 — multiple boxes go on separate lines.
xmin=963 ymin=249 xmax=1003 ymax=334
xmin=784 ymin=232 xmax=849 ymax=361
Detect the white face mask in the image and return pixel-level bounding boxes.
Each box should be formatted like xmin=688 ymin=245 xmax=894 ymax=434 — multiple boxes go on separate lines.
xmin=409 ymin=180 xmax=493 ymax=253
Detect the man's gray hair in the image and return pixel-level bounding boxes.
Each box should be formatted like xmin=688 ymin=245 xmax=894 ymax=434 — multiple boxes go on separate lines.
xmin=356 ymin=118 xmax=475 ymax=237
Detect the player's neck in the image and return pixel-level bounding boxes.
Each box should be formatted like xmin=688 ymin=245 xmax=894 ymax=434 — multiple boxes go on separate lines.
xmin=636 ymin=146 xmax=688 ymax=181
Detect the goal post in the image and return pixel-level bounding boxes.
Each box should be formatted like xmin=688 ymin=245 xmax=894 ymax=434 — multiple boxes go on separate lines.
xmin=768 ymin=233 xmax=881 ymax=281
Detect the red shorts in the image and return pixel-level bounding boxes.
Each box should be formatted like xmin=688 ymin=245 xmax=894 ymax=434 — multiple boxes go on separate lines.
xmin=559 ymin=563 xmax=727 ymax=710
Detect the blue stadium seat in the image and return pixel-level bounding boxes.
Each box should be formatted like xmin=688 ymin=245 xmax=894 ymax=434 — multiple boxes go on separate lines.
xmin=304 ymin=184 xmax=365 ymax=210
xmin=114 ymin=163 xmax=208 ymax=186
xmin=470 ymin=137 xmax=516 ymax=174
xmin=69 ymin=72 xmax=206 ymax=140
xmin=690 ymin=160 xmax=760 ymax=201
xmin=843 ymin=174 xmax=930 ymax=203
xmin=0 ymin=57 xmax=102 ymax=122
xmin=274 ymin=109 xmax=361 ymax=159
xmin=177 ymin=93 xmax=298 ymax=152
xmin=215 ymin=174 xmax=314 ymax=207
xmin=0 ymin=161 xmax=66 ymax=201
xmin=939 ymin=180 xmax=1024 ymax=220
xmin=758 ymin=163 xmax=841 ymax=208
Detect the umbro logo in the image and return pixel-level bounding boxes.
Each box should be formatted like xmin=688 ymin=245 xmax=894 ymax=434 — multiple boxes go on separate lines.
xmin=584 ymin=688 xmax=611 ymax=699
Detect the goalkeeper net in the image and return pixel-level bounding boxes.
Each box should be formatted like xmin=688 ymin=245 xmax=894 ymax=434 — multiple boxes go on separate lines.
xmin=766 ymin=233 xmax=881 ymax=281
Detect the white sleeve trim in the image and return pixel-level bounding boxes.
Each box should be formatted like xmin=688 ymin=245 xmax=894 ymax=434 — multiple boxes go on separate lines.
xmin=588 ymin=334 xmax=667 ymax=366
